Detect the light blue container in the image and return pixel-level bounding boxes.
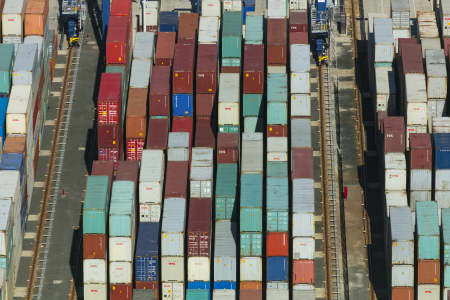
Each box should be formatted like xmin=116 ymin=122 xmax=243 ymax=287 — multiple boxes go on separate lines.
xmin=267 ymin=177 xmax=288 ymax=210
xmin=267 ymin=210 xmax=289 ymax=232
xmin=267 ymin=162 xmax=288 ymax=177
xmin=443 ymin=208 xmax=450 ymax=244
xmin=222 ymin=11 xmax=242 ymax=59
xmin=0 ymin=44 xmax=14 ymax=95
xmin=445 ymin=265 xmax=450 ymax=287
xmin=416 ymin=201 xmax=439 ymax=236
xmin=245 ymin=15 xmax=263 ymax=44
xmin=418 ymin=235 xmax=439 ymax=260
xmin=219 ymin=125 xmax=240 ymax=133
xmin=216 ymin=164 xmax=238 ymax=197
xmin=109 ymin=181 xmax=135 ymax=237
xmin=186 ymin=289 xmax=210 ymax=300
xmin=267 ymin=103 xmax=287 ymax=125
xmin=240 ymin=232 xmax=262 ymax=256
xmin=222 ymin=36 xmax=242 ymax=58
xmin=216 ymin=197 xmax=236 ymax=220
xmin=222 ymin=58 xmax=241 ymax=67
xmin=240 ymin=173 xmax=263 ymax=207
xmin=244 ymin=117 xmax=259 ymax=132
xmin=83 ymin=176 xmax=110 ymax=234
xmin=444 ymin=243 xmax=450 ymax=264
xmin=243 ymin=94 xmax=263 ymax=117
xmin=240 ymin=207 xmax=262 ymax=232
xmin=267 ymin=73 xmax=288 ymax=102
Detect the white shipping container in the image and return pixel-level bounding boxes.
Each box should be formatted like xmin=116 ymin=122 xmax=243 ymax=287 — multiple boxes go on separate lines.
xmin=213 ymin=289 xmax=236 ymax=300
xmin=218 ymin=103 xmax=239 ymax=125
xmin=290 ymin=44 xmax=310 ymax=73
xmin=24 ymin=36 xmax=44 ymax=62
xmin=214 ymin=256 xmax=236 ymax=281
xmin=2 ymin=0 xmax=26 ymax=37
xmin=143 ymin=1 xmax=159 ymax=31
xmin=161 ymin=256 xmax=184 ymax=282
xmin=242 ymin=132 xmax=263 ymax=173
xmin=385 ymin=169 xmax=406 ymax=190
xmin=293 ymin=237 xmax=314 ymax=260
xmin=168 ymin=148 xmax=190 ymax=161
xmin=419 ymin=18 xmax=439 ymax=38
xmin=410 ymin=191 xmax=432 ymax=211
xmin=293 ymin=213 xmax=314 ymax=237
xmin=391 ymin=240 xmax=414 ymax=264
xmin=385 ymin=191 xmax=408 ymax=216
xmin=109 ymin=237 xmax=133 ymax=262
xmin=407 ymin=102 xmax=427 ymax=126
xmin=130 ymin=59 xmax=152 ymax=88
xmin=187 ymin=257 xmax=210 ymax=281
xmin=13 ymin=43 xmax=38 ymax=86
xmin=267 ymin=0 xmax=287 ymax=18
xmin=435 ymin=169 xmax=450 ymax=190
xmin=443 ymin=288 xmax=450 ymax=300
xmin=384 ymin=153 xmax=406 ymax=169
xmin=192 ymin=147 xmax=213 ymax=162
xmin=406 ymin=125 xmax=427 ymax=150
xmin=267 ymin=137 xmax=288 ymax=153
xmin=109 ymin=261 xmax=132 ymax=284
xmin=223 ymin=0 xmax=242 ymax=11
xmin=240 ymin=257 xmax=262 ymax=281
xmin=6 ymin=85 xmax=32 ymax=135
xmin=266 ymin=288 xmax=289 ymax=299
xmin=393 ymin=29 xmax=410 ymax=52
xmin=428 ymin=100 xmax=446 ymax=131
xmin=161 ymin=233 xmax=184 ymax=257
xmin=375 ymin=94 xmax=397 ymax=114
xmin=0 ymin=201 xmax=12 ymax=257
xmin=202 ymin=0 xmax=221 ymax=17
xmin=417 ymin=284 xmax=439 ymax=300
xmin=162 ymin=282 xmax=184 ymax=300
xmin=219 ymin=73 xmax=240 ymax=103
xmin=427 ymin=77 xmax=447 ymax=100
xmin=291 ymin=94 xmax=311 ymax=117
xmin=289 ymin=0 xmax=307 ymax=10
xmin=83 ymin=259 xmax=107 ymax=284
xmin=391 ymin=265 xmax=414 ymax=287
xmin=139 ymin=203 xmax=161 ymax=222
xmin=421 ymin=38 xmax=441 ymax=58
xmin=291 ymin=72 xmax=310 ymax=94
xmin=84 ymin=283 xmax=107 ymax=300
xmin=410 ymin=169 xmax=432 ymax=190
xmin=139 ymin=150 xmax=165 ymax=204
xmin=199 ymin=17 xmax=220 ymax=44
xmin=268 ymin=152 xmax=288 ymax=162
xmin=268 ymin=66 xmax=287 ymax=74
xmin=375 ymin=65 xmax=396 ymax=95
xmin=374 ymin=43 xmax=394 ymax=63
xmin=168 ymin=132 xmax=189 ymax=148
xmin=190 ymin=180 xmax=212 ymax=198
xmin=405 ymin=73 xmax=427 ymax=102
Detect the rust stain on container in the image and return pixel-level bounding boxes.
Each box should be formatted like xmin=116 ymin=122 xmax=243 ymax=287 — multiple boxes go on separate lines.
xmin=83 ymin=234 xmax=107 ymax=259
xmin=267 ymin=125 xmax=288 ymax=137
xmin=25 ymin=0 xmax=49 ymax=36
xmin=391 ymin=287 xmax=414 ymax=300
xmin=417 ymin=260 xmax=440 ymax=284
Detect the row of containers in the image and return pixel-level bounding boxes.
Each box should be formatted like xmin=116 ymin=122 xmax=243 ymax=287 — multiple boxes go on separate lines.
xmin=0 ymin=0 xmax=57 ymax=299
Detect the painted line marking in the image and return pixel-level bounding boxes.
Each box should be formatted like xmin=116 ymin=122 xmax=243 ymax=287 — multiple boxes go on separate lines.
xmin=311 ymin=120 xmax=320 ymax=126
xmin=314 ymin=215 xmax=323 ymax=221
xmin=87 ymin=40 xmax=97 ymax=45
xmin=24 ymin=232 xmax=37 ymax=239
xmin=53 ymin=77 xmax=63 ymax=83
xmin=50 ymin=91 xmax=61 ymax=97
xmin=55 ymin=63 xmax=66 ymax=69
xmin=28 ymin=214 xmax=39 ymax=221
xmin=314 ymin=182 xmax=321 ymax=188
xmin=315 ymin=287 xmax=326 ymax=297
xmin=53 ymin=280 xmax=63 ymax=285
xmin=14 ymin=287 xmax=27 ymax=297
xmin=45 ymin=119 xmax=56 ymax=126
xmin=315 ymin=251 xmax=325 ymax=258
xmin=22 ymin=250 xmax=33 ymax=257
xmin=39 ymin=150 xmax=51 ymax=156
xmin=314 ymin=232 xmax=324 ymax=239
xmin=33 ymin=181 xmax=45 ymax=188
xmin=313 ymin=151 xmax=321 ymax=157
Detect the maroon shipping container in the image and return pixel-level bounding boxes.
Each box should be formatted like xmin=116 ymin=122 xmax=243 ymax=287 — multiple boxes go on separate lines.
xmin=110 ymin=283 xmax=132 ymax=300
xmin=91 ymin=160 xmax=114 ymax=189
xmin=110 ymin=0 xmax=131 ymax=17
xmin=173 ymin=43 xmax=195 ymax=94
xmin=106 ymin=16 xmax=130 ymax=65
xmin=398 ymin=38 xmax=419 ymax=57
xmin=126 ymin=139 xmax=145 ymax=160
xmin=196 ymin=94 xmax=215 ymax=117
xmin=267 ymin=19 xmax=287 ymax=66
xmin=291 ymin=148 xmax=313 ymax=179
xmin=83 ymin=234 xmax=107 ymax=259
xmin=195 ymin=118 xmax=215 ymax=148
xmin=266 ymin=232 xmax=288 ymax=256
xmin=444 ymin=38 xmax=450 ymax=56
xmin=391 ymin=287 xmax=414 ymax=300
xmin=217 ymin=133 xmax=239 ymax=163
xmin=98 ymin=147 xmax=123 ymax=169
xmin=135 ymin=281 xmax=158 ymax=291
xmin=289 ymin=11 xmax=308 ymax=32
xmin=267 ymin=125 xmax=287 ymax=137
xmin=187 ymin=198 xmax=212 ymax=257
xmin=178 ymin=13 xmax=198 ymax=43
xmin=146 ymin=118 xmax=169 ymax=150
xmin=116 ymin=160 xmax=139 ymax=184
xmin=221 ymin=66 xmax=240 ymax=73
xmin=383 ymin=116 xmax=405 ymax=131
xmin=400 ymin=43 xmax=423 ymax=74
xmin=240 ymin=282 xmax=262 ymax=300
xmin=173 ymin=116 xmax=193 ymax=148
xmin=384 ymin=128 xmax=406 ymax=153
xmin=243 ymin=44 xmax=264 ymax=94
xmin=196 ymin=44 xmax=218 ymax=94
xmin=149 ymin=66 xmax=171 ymax=116
xmin=290 ymin=32 xmax=309 ymax=45
xmin=155 ymin=32 xmax=176 ymax=66
xmin=417 ymin=260 xmax=440 ymax=284
xmin=409 ymin=133 xmax=432 ymax=169
xmin=293 ymin=260 xmax=314 ymax=284
xmin=98 ymin=73 xmax=122 ymax=126
xmin=164 ymin=161 xmax=189 ymax=198
xmin=126 ymin=88 xmax=147 ymax=138
xmin=98 ymin=125 xmax=122 ymax=148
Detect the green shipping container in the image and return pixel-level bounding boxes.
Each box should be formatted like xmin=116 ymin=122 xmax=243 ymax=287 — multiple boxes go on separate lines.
xmin=267 ymin=177 xmax=288 ymax=210
xmin=243 ymin=94 xmax=263 ymax=117
xmin=245 ymin=15 xmax=263 ymax=44
xmin=267 ymin=103 xmax=287 ymax=125
xmin=267 ymin=73 xmax=288 ymax=102
xmin=240 ymin=207 xmax=262 ymax=232
xmin=267 ymin=210 xmax=289 ymax=232
xmin=418 ymin=235 xmax=439 ymax=260
xmin=216 ymin=196 xmax=236 ymax=220
xmin=222 ymin=58 xmax=241 ymax=67
xmin=222 ymin=36 xmax=242 ymax=58
xmin=0 ymin=44 xmax=14 ymax=95
xmin=267 ymin=162 xmax=288 ymax=177
xmin=216 ymin=164 xmax=238 ymax=197
xmin=240 ymin=173 xmax=263 ymax=207
xmin=186 ymin=289 xmax=209 ymax=300
xmin=109 ymin=181 xmax=135 ymax=237
xmin=219 ymin=125 xmax=239 ymax=133
xmin=244 ymin=117 xmax=260 ymax=133
xmin=240 ymin=232 xmax=262 ymax=256
xmin=222 ymin=11 xmax=242 ymax=58
xmin=83 ymin=176 xmax=110 ymax=234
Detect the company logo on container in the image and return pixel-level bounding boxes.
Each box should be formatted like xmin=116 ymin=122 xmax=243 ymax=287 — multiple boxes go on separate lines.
xmin=168 ymin=262 xmax=176 ymax=265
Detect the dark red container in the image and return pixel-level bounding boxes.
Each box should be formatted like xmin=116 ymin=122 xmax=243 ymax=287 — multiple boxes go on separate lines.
xmin=178 ymin=13 xmax=198 ymax=43
xmin=444 ymin=38 xmax=450 ymax=57
xmin=267 ymin=19 xmax=287 ymax=66
xmin=126 ymin=139 xmax=145 ymax=161
xmin=417 ymin=260 xmax=440 ymax=284
xmin=196 ymin=44 xmax=218 ymax=94
xmin=266 ymin=232 xmax=288 ymax=256
xmin=135 ymin=281 xmax=158 ymax=295
xmin=383 ymin=116 xmax=405 ymax=131
xmin=173 ymin=43 xmax=195 ymax=94
xmin=221 ymin=66 xmax=240 ymax=73
xmin=291 ymin=148 xmax=313 ymax=179
xmin=146 ymin=118 xmax=169 ymax=150
xmin=391 ymin=287 xmax=414 ymax=300
xmin=293 ymin=260 xmax=314 ymax=284
xmin=83 ymin=234 xmax=106 ymax=259
xmin=98 ymin=147 xmax=123 ymax=169
xmin=155 ymin=32 xmax=176 ymax=66
xmin=149 ymin=66 xmax=171 ymax=116
xmin=196 ymin=94 xmax=215 ymax=117
xmin=240 ymin=282 xmax=262 ymax=300
xmin=91 ymin=160 xmax=114 ymax=189
xmin=164 ymin=161 xmax=189 ymax=198
xmin=98 ymin=73 xmax=122 ymax=126
xmin=400 ymin=43 xmax=423 ymax=74
xmin=188 ymin=198 xmax=212 ymax=257
xmin=172 ymin=116 xmax=193 ymax=148
xmin=398 ymin=38 xmax=419 ymax=57
xmin=384 ymin=128 xmax=406 ymax=153
xmin=409 ymin=133 xmax=432 ymax=169
xmin=289 ymin=11 xmax=308 ymax=32
xmin=126 ymin=88 xmax=147 ymax=138
xmin=267 ymin=125 xmax=287 ymax=137
xmin=106 ymin=16 xmax=130 ymax=65
xmin=110 ymin=0 xmax=131 ymax=17
xmin=217 ymin=133 xmax=239 ymax=163
xmin=244 ymin=44 xmax=264 ymax=94
xmin=195 ymin=118 xmax=215 ymax=148
xmin=116 ymin=160 xmax=139 ymax=184
xmin=110 ymin=283 xmax=132 ymax=300
xmin=290 ymin=32 xmax=309 ymax=45
xmin=98 ymin=125 xmax=122 ymax=148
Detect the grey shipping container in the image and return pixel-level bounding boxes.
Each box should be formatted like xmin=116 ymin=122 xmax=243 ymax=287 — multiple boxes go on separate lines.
xmin=168 ymin=132 xmax=190 ymax=148
xmin=374 ymin=18 xmax=394 ymax=44
xmin=390 ymin=206 xmax=414 ymax=240
xmin=293 ymin=289 xmax=315 ymax=300
xmin=293 ymin=178 xmax=315 ymax=213
xmin=13 ymin=43 xmax=38 ymax=86
xmin=161 ymin=197 xmax=186 ymax=233
xmin=133 ymin=32 xmax=156 ymax=60
xmin=291 ymin=118 xmax=311 ymax=147
xmin=290 ymin=44 xmax=310 ymax=73
xmin=133 ymin=289 xmax=156 ymax=300
xmin=391 ymin=0 xmax=410 ymax=29
xmin=214 ymin=220 xmax=237 ymax=256
xmin=241 ymin=132 xmax=263 ymax=173
xmin=130 ymin=59 xmax=152 ymax=88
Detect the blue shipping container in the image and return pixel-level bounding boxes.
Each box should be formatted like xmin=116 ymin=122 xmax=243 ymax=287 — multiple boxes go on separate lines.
xmin=101 ymin=0 xmax=110 ymax=36
xmin=135 ymin=256 xmax=158 ymax=282
xmin=418 ymin=235 xmax=439 ymax=260
xmin=159 ymin=12 xmax=178 ymax=32
xmin=0 ymin=153 xmax=24 ymax=184
xmin=213 ymin=282 xmax=236 ymax=290
xmin=267 ymin=256 xmax=288 ymax=281
xmin=172 ymin=94 xmax=193 ymax=116
xmin=0 ymin=97 xmax=8 ymax=143
xmin=434 ymin=133 xmax=450 ymax=169
xmin=187 ymin=281 xmax=211 ymax=289
xmin=242 ymin=5 xmax=255 ymax=24
xmin=267 ymin=73 xmax=288 ymax=102
xmin=135 ymin=222 xmax=159 ymax=256
xmin=416 ymin=201 xmax=439 ymax=236
xmin=240 ymin=173 xmax=263 ymax=207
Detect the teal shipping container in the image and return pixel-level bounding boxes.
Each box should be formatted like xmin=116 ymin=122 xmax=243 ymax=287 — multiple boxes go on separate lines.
xmin=445 ymin=265 xmax=450 ymax=287
xmin=244 ymin=117 xmax=260 ymax=133
xmin=267 ymin=73 xmax=288 ymax=102
xmin=109 ymin=181 xmax=135 ymax=237
xmin=240 ymin=173 xmax=263 ymax=207
xmin=0 ymin=44 xmax=14 ymax=95
xmin=444 ymin=242 xmax=450 ymax=264
xmin=216 ymin=164 xmax=238 ymax=197
xmin=216 ymin=196 xmax=236 ymax=220
xmin=222 ymin=58 xmax=241 ymax=67
xmin=243 ymin=94 xmax=263 ymax=117
xmin=267 ymin=162 xmax=288 ymax=177
xmin=416 ymin=201 xmax=439 ymax=236
xmin=240 ymin=207 xmax=262 ymax=232
xmin=83 ymin=176 xmax=110 ymax=234
xmin=219 ymin=125 xmax=240 ymax=133
xmin=267 ymin=177 xmax=288 ymax=210
xmin=186 ymin=289 xmax=209 ymax=300
xmin=418 ymin=235 xmax=439 ymax=260
xmin=240 ymin=232 xmax=262 ymax=256
xmin=245 ymin=15 xmax=263 ymax=44
xmin=267 ymin=103 xmax=287 ymax=125
xmin=222 ymin=11 xmax=242 ymax=58
xmin=267 ymin=210 xmax=289 ymax=232
xmin=442 ymin=208 xmax=450 ymax=243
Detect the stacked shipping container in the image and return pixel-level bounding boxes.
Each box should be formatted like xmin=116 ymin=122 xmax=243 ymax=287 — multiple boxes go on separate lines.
xmin=409 ymin=134 xmax=432 ymax=208
xmin=442 ymin=208 xmax=450 ymax=298
xmin=434 ymin=134 xmax=450 ymax=213
xmin=425 ymin=49 xmax=447 ymax=131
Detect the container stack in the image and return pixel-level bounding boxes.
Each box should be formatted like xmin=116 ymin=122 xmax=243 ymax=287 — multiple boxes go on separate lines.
xmin=267 ymin=19 xmax=287 ymax=74
xmin=425 ymin=49 xmax=447 ymax=131
xmin=159 ymin=11 xmax=179 ymax=32
xmin=434 ymin=134 xmax=450 ymax=213
xmin=390 ymin=0 xmax=411 ymax=51
xmin=417 ymin=11 xmax=440 ymax=57
xmin=2 ymin=0 xmax=27 ymax=44
xmin=108 ymin=181 xmax=136 ymax=299
xmin=408 ymin=134 xmax=432 ymax=209
xmin=187 ymin=148 xmax=213 ymax=299
xmin=126 ymin=32 xmax=154 ymax=161
xmin=142 ymin=0 xmax=160 ymax=33
xmin=221 ymin=11 xmax=242 ymax=73
xmin=389 ymin=207 xmax=414 ymax=299
xmin=240 ymin=132 xmax=263 ymax=299
xmin=440 ymin=0 xmax=450 ymax=38
xmin=289 ymin=11 xmax=308 ymax=45
xmin=218 ymin=73 xmax=240 ymax=135
xmin=441 ymin=208 xmax=450 ymax=297
xmin=415 ymin=201 xmax=440 ymax=298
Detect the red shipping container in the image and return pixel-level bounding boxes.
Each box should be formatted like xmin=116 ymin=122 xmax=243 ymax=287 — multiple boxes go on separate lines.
xmin=135 ymin=281 xmax=158 ymax=291
xmin=173 ymin=43 xmax=195 ymax=94
xmin=293 ymin=260 xmax=314 ymax=284
xmin=195 ymin=118 xmax=215 ymax=148
xmin=98 ymin=147 xmax=122 ymax=169
xmin=173 ymin=116 xmax=193 ymax=148
xmin=240 ymin=282 xmax=262 ymax=300
xmin=155 ymin=32 xmax=176 ymax=66
xmin=110 ymin=0 xmax=131 ymax=17
xmin=106 ymin=16 xmax=130 ymax=64
xmin=398 ymin=38 xmax=419 ymax=57
xmin=98 ymin=125 xmax=122 ymax=148
xmin=217 ymin=133 xmax=239 ymax=163
xmin=290 ymin=32 xmax=309 ymax=45
xmin=178 ymin=13 xmax=199 ymax=43
xmin=196 ymin=94 xmax=215 ymax=117
xmin=146 ymin=118 xmax=169 ymax=150
xmin=444 ymin=38 xmax=450 ymax=56
xmin=164 ymin=161 xmax=189 ymax=198
xmin=417 ymin=260 xmax=440 ymax=284
xmin=149 ymin=66 xmax=171 ymax=116
xmin=116 ymin=160 xmax=139 ymax=184
xmin=291 ymin=148 xmax=313 ymax=179
xmin=266 ymin=232 xmax=289 ymax=256
xmin=267 ymin=125 xmax=287 ymax=137
xmin=126 ymin=138 xmax=145 ymax=160
xmin=91 ymin=160 xmax=114 ymax=189
xmin=126 ymin=88 xmax=147 ymax=138
xmin=409 ymin=133 xmax=432 ymax=169
xmin=98 ymin=73 xmax=122 ymax=126
xmin=217 ymin=148 xmax=238 ymax=163
xmin=221 ymin=66 xmax=240 ymax=73
xmin=244 ymin=44 xmax=264 ymax=94
xmin=83 ymin=234 xmax=106 ymax=259
xmin=110 ymin=283 xmax=132 ymax=300
xmin=267 ymin=19 xmax=287 ymax=66
xmin=289 ymin=11 xmax=308 ymax=32
xmin=196 ymin=44 xmax=218 ymax=94
xmin=400 ymin=44 xmax=423 ymax=74
xmin=391 ymin=287 xmax=414 ymax=300
xmin=188 ymin=198 xmax=212 ymax=257
xmin=384 ymin=128 xmax=406 ymax=153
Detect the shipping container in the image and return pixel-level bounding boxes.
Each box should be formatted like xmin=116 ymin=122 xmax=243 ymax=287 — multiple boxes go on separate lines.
xmin=187 ymin=198 xmax=211 ymax=257
xmin=187 ymin=257 xmax=210 ymax=281
xmin=83 ymin=176 xmax=109 ymax=234
xmin=195 ymin=118 xmax=215 ymax=148
xmin=2 ymin=0 xmax=26 ymax=37
xmin=198 ymin=16 xmax=220 ymax=44
xmin=219 ymin=73 xmax=240 ymax=103
xmin=267 ymin=73 xmax=287 ymax=102
xmin=267 ymin=257 xmax=288 ymax=281
xmin=240 ymin=282 xmax=262 ymax=300
xmin=240 ymin=257 xmax=262 ymax=281
xmin=161 ymin=256 xmax=184 ymax=282
xmin=289 ymin=11 xmax=308 ymax=32
xmin=201 ymin=0 xmax=220 ymax=17
xmin=109 ymin=181 xmax=135 ymax=237
xmin=267 ymin=103 xmax=287 ymax=124
xmin=133 ymin=32 xmax=155 ymax=60
xmin=243 ymin=44 xmax=264 ymax=94
xmin=196 ymin=44 xmax=218 ymax=94
xmin=391 ymin=287 xmax=414 ymax=300
xmin=106 ymin=16 xmax=130 ymax=64
xmin=84 ymin=283 xmax=107 ymax=300
xmin=373 ymin=18 xmax=394 ymax=63
xmin=159 ymin=11 xmax=178 ymax=32
xmin=291 ymin=148 xmax=313 ymax=179
xmin=425 ymin=49 xmax=447 ymax=99
xmin=290 ymin=44 xmax=310 ymax=72
xmin=146 ymin=117 xmax=169 ymax=149
xmin=162 ymin=282 xmax=184 ymax=300
xmin=165 ymin=161 xmax=189 ymax=198
xmin=149 ymin=66 xmax=171 ymax=117
xmin=267 ymin=19 xmax=287 ymax=68
xmin=222 ymin=11 xmax=242 ymax=59
xmin=267 ymin=232 xmax=288 ymax=256
xmin=155 ymin=32 xmax=176 ymax=66
xmin=391 ymin=0 xmax=410 ymax=29
xmin=110 ymin=283 xmax=132 ymax=299
xmin=0 ymin=44 xmax=14 ymax=96
xmin=417 ymin=260 xmax=440 ymax=284
xmin=240 ymin=173 xmax=263 ymax=207
xmin=292 ymin=213 xmax=314 ymax=237
xmin=129 ymin=59 xmax=152 ymax=89
xmin=240 ymin=207 xmax=262 ymax=232
xmin=434 ymin=134 xmax=450 ymax=169
xmin=196 ymin=94 xmax=215 ymax=118
xmin=292 ymin=260 xmax=314 ymax=284
xmin=240 ymin=232 xmax=262 ymax=256
xmin=172 ymin=94 xmax=193 ymax=117
xmin=293 ymin=179 xmax=314 ymax=213
xmin=173 ymin=43 xmax=195 ymax=94
xmin=139 ymin=150 xmax=165 ymax=204
xmin=245 ymin=14 xmax=263 ymax=44
xmin=178 ymin=13 xmax=198 ymax=43
xmin=161 ymin=198 xmax=186 ymax=256
xmin=98 ymin=73 xmax=122 ymax=126
xmin=13 ymin=43 xmax=38 ymax=86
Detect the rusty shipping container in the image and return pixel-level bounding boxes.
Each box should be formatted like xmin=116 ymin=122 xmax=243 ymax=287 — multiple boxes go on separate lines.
xmin=178 ymin=12 xmax=198 ymax=43
xmin=126 ymin=88 xmax=147 ymax=138
xmin=110 ymin=283 xmax=132 ymax=300
xmin=155 ymin=32 xmax=176 ymax=66
xmin=116 ymin=160 xmax=139 ymax=185
xmin=3 ymin=136 xmax=26 ymax=154
xmin=195 ymin=118 xmax=215 ymax=148
xmin=409 ymin=133 xmax=432 ymax=169
xmin=187 ymin=198 xmax=212 ymax=257
xmin=146 ymin=118 xmax=169 ymax=150
xmin=83 ymin=234 xmax=107 ymax=259
xmin=240 ymin=282 xmax=262 ymax=300
xmin=164 ymin=161 xmax=189 ymax=198
xmin=106 ymin=16 xmax=131 ymax=65
xmin=173 ymin=43 xmax=195 ymax=94
xmin=397 ymin=38 xmax=419 ymax=56
xmin=267 ymin=125 xmax=288 ymax=137
xmin=24 ymin=0 xmax=49 ymax=36
xmin=417 ymin=260 xmax=440 ymax=284
xmin=196 ymin=94 xmax=215 ymax=117
xmin=289 ymin=11 xmax=308 ymax=32
xmin=391 ymin=287 xmax=414 ymax=300
xmin=267 ymin=18 xmax=287 ymax=66
xmin=98 ymin=73 xmax=122 ymax=126
xmin=244 ymin=44 xmax=264 ymax=94
xmin=149 ymin=66 xmax=171 ymax=116
xmin=217 ymin=133 xmax=239 ymax=163
xmin=444 ymin=38 xmax=450 ymax=56
xmin=291 ymin=148 xmax=313 ymax=179
xmin=196 ymin=44 xmax=218 ymax=94
xmin=98 ymin=125 xmax=122 ymax=149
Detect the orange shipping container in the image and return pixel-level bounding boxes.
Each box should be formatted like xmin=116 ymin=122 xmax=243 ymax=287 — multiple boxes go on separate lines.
xmin=417 ymin=260 xmax=440 ymax=284
xmin=391 ymin=287 xmax=414 ymax=300
xmin=240 ymin=282 xmax=262 ymax=300
xmin=25 ymin=0 xmax=49 ymax=36
xmin=3 ymin=136 xmax=26 ymax=154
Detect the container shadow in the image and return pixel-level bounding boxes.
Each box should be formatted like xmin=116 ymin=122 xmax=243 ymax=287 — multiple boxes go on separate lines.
xmin=69 ymin=214 xmax=84 ymax=300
